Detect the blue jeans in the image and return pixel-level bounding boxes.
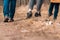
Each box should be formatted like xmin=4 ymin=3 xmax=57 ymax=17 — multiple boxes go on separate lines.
xmin=3 ymin=0 xmax=16 ymax=19
xmin=29 ymin=0 xmax=43 ymax=11
xmin=49 ymin=3 xmax=59 ymax=19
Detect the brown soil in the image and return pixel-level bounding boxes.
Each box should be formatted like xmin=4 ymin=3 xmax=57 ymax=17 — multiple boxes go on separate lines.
xmin=0 ymin=5 xmax=60 ymax=40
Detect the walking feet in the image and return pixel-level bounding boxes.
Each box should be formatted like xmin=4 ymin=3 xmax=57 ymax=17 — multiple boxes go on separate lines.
xmin=27 ymin=11 xmax=41 ymax=19
xmin=4 ymin=16 xmax=14 ymax=22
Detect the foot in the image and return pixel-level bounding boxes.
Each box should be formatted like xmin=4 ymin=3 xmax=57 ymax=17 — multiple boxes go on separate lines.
xmin=9 ymin=18 xmax=14 ymax=22
xmin=26 ymin=11 xmax=32 ymax=19
xmin=35 ymin=12 xmax=41 ymax=17
xmin=48 ymin=13 xmax=53 ymax=17
xmin=53 ymin=18 xmax=57 ymax=22
xmin=4 ymin=18 xmax=9 ymax=22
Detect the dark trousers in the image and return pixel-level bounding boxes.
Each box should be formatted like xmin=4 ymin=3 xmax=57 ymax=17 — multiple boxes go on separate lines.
xmin=49 ymin=3 xmax=59 ymax=19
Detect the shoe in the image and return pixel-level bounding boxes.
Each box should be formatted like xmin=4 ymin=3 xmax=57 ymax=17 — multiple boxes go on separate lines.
xmin=35 ymin=12 xmax=41 ymax=17
xmin=9 ymin=18 xmax=14 ymax=22
xmin=4 ymin=18 xmax=9 ymax=22
xmin=26 ymin=11 xmax=32 ymax=19
xmin=49 ymin=13 xmax=53 ymax=17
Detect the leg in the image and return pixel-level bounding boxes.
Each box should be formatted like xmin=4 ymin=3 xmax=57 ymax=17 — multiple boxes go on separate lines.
xmin=9 ymin=0 xmax=16 ymax=20
xmin=35 ymin=0 xmax=43 ymax=17
xmin=36 ymin=0 xmax=43 ymax=12
xmin=49 ymin=3 xmax=54 ymax=17
xmin=3 ymin=0 xmax=10 ymax=17
xmin=54 ymin=3 xmax=59 ymax=20
xmin=29 ymin=0 xmax=35 ymax=10
xmin=27 ymin=0 xmax=35 ymax=18
xmin=3 ymin=0 xmax=10 ymax=22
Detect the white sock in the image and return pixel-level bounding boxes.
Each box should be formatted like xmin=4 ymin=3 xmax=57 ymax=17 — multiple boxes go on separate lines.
xmin=28 ymin=9 xmax=32 ymax=12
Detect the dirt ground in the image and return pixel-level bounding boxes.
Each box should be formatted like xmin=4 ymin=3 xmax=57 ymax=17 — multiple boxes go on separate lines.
xmin=0 ymin=5 xmax=60 ymax=40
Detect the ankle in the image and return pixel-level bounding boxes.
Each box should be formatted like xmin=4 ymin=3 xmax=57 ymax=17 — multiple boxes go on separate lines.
xmin=28 ymin=9 xmax=32 ymax=12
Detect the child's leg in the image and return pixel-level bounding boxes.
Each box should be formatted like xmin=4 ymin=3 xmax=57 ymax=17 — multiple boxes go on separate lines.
xmin=49 ymin=3 xmax=54 ymax=17
xmin=54 ymin=3 xmax=59 ymax=20
xmin=9 ymin=0 xmax=16 ymax=19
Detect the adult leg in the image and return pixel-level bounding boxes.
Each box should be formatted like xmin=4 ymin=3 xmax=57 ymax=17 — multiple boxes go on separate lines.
xmin=27 ymin=0 xmax=36 ymax=18
xmin=3 ymin=0 xmax=10 ymax=17
xmin=9 ymin=0 xmax=16 ymax=22
xmin=3 ymin=0 xmax=10 ymax=22
xmin=28 ymin=0 xmax=35 ymax=10
xmin=35 ymin=0 xmax=43 ymax=17
xmin=36 ymin=0 xmax=43 ymax=12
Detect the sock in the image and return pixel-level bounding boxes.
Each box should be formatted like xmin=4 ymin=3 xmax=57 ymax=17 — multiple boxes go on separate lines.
xmin=28 ymin=9 xmax=32 ymax=12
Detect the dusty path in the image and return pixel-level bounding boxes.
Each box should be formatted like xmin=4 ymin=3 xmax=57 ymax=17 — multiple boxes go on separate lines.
xmin=0 ymin=5 xmax=60 ymax=40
